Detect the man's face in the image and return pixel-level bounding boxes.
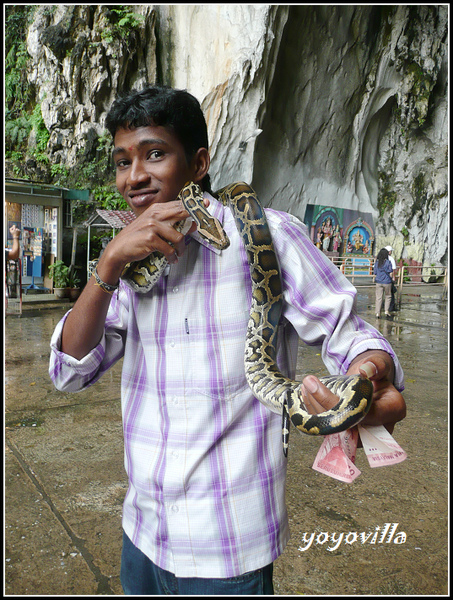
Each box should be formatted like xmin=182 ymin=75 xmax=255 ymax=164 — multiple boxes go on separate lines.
xmin=112 ymin=125 xmax=196 ymax=216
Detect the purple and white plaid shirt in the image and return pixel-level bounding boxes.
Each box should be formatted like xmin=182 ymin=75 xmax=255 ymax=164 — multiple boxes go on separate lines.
xmin=49 ymin=194 xmax=404 ymax=578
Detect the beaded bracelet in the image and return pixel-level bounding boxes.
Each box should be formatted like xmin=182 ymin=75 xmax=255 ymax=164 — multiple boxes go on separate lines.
xmin=93 ymin=266 xmax=119 ymax=295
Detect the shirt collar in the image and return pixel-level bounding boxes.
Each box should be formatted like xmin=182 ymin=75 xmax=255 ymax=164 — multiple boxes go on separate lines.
xmin=188 ymin=192 xmax=227 ymax=255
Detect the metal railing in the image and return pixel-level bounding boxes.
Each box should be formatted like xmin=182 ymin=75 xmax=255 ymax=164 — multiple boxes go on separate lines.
xmin=327 ymin=256 xmax=448 ymax=293
xmin=395 ymin=264 xmax=448 ymax=286
xmin=329 ymin=256 xmax=374 ymax=284
xmin=395 ymin=265 xmax=448 ymax=303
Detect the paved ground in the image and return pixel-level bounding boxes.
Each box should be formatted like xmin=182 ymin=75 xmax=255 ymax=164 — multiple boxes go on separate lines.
xmin=4 ymin=284 xmax=448 ymax=595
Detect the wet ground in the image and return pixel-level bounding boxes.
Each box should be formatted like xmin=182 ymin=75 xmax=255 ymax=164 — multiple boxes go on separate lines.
xmin=4 ymin=285 xmax=449 ymax=595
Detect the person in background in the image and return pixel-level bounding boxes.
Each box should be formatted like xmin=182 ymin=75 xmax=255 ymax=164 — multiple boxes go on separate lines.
xmin=374 ymin=248 xmax=393 ymax=318
xmin=385 ymin=245 xmax=398 ymax=312
xmin=6 ymin=225 xmax=21 ymax=261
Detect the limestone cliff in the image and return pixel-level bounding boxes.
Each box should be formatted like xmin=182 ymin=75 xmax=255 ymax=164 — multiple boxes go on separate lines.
xmin=6 ymin=5 xmax=448 ymax=265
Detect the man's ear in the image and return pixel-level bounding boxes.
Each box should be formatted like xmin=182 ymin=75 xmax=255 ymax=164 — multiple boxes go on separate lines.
xmin=191 ymin=148 xmax=210 ymax=183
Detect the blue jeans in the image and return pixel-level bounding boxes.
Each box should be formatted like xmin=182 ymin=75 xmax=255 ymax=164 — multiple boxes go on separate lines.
xmin=120 ymin=531 xmax=274 ymax=595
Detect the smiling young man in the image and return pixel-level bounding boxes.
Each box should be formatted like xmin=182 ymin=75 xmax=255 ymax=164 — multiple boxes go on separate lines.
xmin=50 ymin=85 xmax=406 ymax=595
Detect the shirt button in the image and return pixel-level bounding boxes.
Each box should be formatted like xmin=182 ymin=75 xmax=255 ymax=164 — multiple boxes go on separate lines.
xmin=169 ymin=341 xmax=175 ymax=348
xmin=172 ymin=286 xmax=179 ymax=294
xmin=171 ymin=505 xmax=179 ymax=513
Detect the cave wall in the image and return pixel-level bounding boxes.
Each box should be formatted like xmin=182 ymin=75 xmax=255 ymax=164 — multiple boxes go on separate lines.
xmin=251 ymin=6 xmax=448 ymax=265
xmin=25 ymin=5 xmax=157 ymax=169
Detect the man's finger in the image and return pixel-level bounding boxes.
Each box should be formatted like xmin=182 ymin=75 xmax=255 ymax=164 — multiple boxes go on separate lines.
xmin=302 ymin=376 xmax=339 ymax=414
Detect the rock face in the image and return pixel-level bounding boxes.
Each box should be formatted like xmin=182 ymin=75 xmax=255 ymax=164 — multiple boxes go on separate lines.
xmin=20 ymin=5 xmax=449 ymax=265
xmin=26 ymin=5 xmax=157 ymax=168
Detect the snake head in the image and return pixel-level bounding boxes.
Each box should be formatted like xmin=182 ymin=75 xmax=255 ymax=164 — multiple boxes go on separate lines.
xmin=180 ymin=181 xmax=230 ymax=250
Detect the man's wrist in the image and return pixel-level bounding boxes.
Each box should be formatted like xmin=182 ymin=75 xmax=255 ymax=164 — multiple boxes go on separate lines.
xmin=93 ymin=265 xmax=119 ymax=295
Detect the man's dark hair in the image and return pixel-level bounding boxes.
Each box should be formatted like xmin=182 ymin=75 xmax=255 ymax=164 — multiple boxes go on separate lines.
xmin=106 ymin=85 xmax=212 ymax=192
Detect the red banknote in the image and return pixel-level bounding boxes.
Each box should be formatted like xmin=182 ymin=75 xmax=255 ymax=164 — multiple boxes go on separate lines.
xmin=312 ymin=426 xmax=407 ymax=482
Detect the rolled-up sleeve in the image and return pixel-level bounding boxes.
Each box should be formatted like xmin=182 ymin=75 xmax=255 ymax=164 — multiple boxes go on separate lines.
xmin=49 ymin=289 xmax=129 ymax=392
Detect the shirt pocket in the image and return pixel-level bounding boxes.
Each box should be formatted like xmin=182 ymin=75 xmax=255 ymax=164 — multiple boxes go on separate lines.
xmin=187 ymin=309 xmax=251 ymax=401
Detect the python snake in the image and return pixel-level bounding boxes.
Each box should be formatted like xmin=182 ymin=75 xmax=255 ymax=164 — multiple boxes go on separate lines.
xmin=121 ymin=181 xmax=373 ymax=455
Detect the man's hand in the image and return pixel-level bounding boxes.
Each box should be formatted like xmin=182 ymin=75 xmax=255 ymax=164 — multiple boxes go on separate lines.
xmin=104 ymin=200 xmax=195 ymax=273
xmin=9 ymin=224 xmax=20 ymax=238
xmin=301 ymin=350 xmax=406 ymax=434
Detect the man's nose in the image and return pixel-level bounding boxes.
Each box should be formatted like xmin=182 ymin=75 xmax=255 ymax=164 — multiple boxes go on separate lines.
xmin=128 ymin=160 xmax=150 ymax=186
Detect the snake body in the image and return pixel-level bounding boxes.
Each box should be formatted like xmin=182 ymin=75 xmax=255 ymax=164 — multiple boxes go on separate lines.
xmin=121 ymin=181 xmax=373 ymax=454
xmin=120 ymin=182 xmax=230 ymax=292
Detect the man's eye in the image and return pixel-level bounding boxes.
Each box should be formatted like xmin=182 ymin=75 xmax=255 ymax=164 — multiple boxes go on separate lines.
xmin=115 ymin=159 xmax=130 ymax=169
xmin=148 ymin=150 xmax=164 ymax=160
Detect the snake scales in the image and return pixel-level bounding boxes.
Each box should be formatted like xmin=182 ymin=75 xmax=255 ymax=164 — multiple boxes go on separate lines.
xmin=121 ymin=181 xmax=373 ymax=455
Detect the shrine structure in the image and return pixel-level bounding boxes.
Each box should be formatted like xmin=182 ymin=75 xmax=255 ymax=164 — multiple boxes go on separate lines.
xmin=304 ymin=204 xmax=376 ymax=274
